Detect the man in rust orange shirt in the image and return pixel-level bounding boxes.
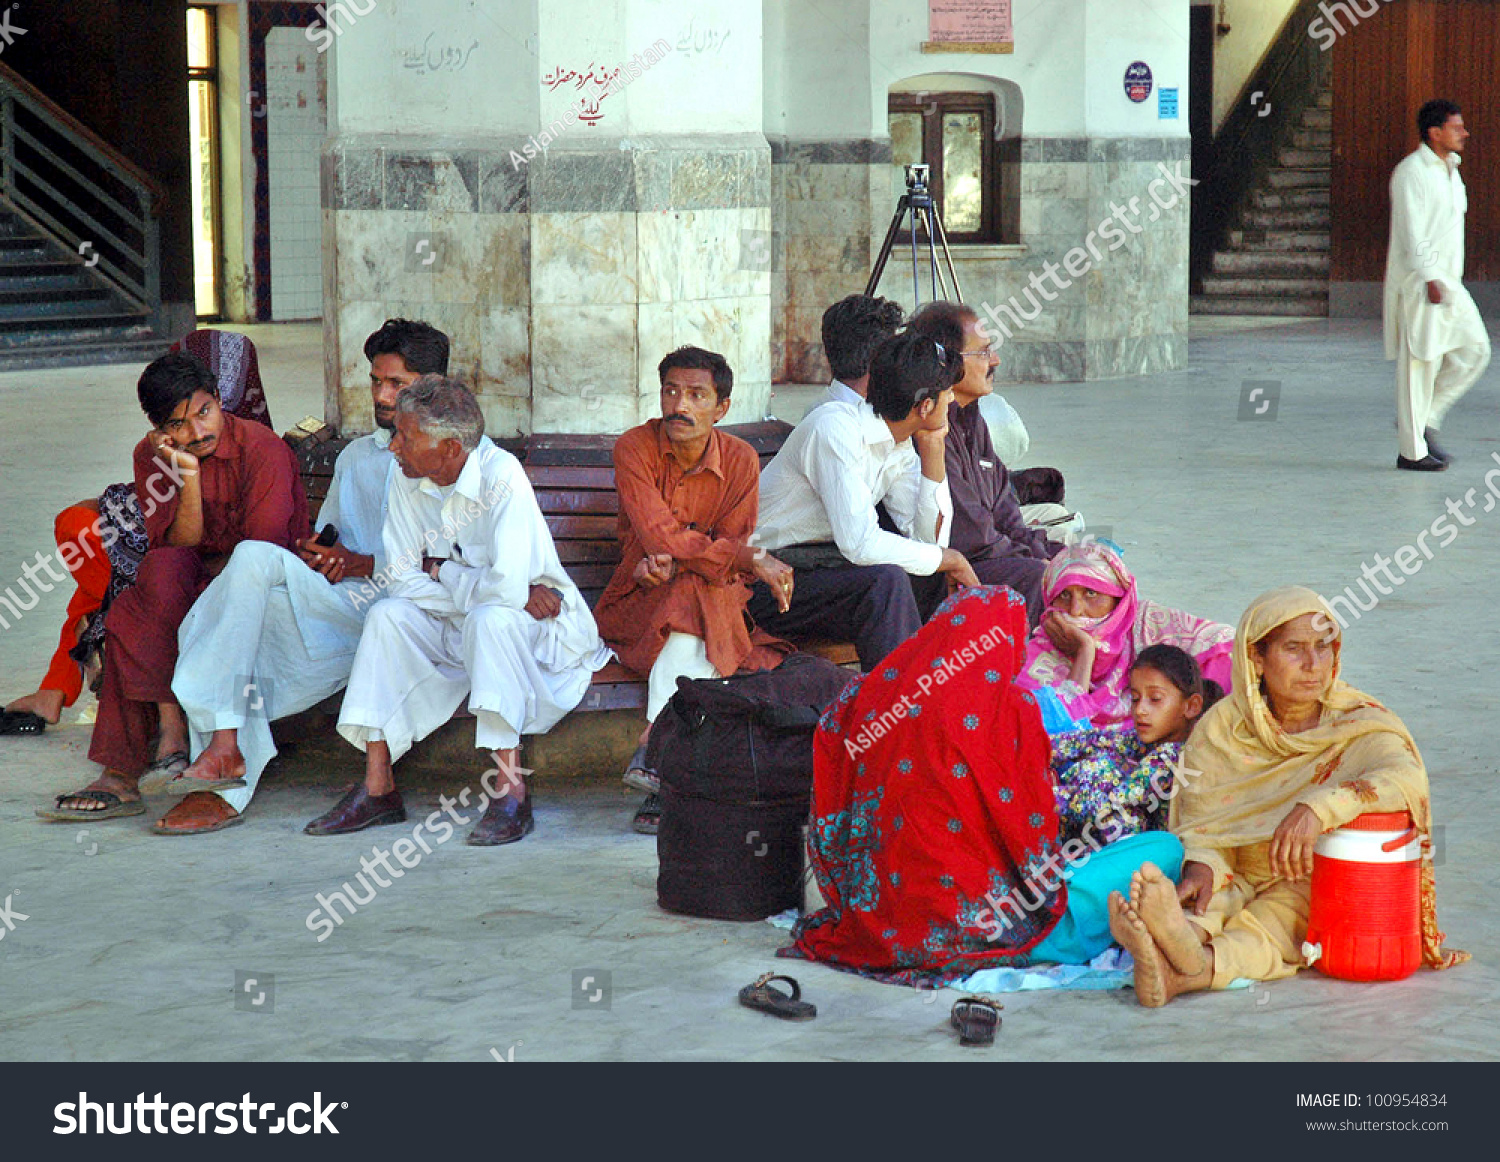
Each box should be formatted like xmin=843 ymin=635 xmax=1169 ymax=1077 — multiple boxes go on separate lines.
xmin=593 ymin=346 xmax=793 ymax=833
xmin=38 ymin=352 xmax=308 ymax=827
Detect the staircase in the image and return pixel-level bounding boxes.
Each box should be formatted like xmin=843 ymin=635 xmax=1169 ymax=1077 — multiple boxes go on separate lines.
xmin=0 ymin=61 xmax=168 ymax=370
xmin=0 ymin=209 xmax=162 ymax=369
xmin=1192 ymin=89 xmax=1331 ymax=317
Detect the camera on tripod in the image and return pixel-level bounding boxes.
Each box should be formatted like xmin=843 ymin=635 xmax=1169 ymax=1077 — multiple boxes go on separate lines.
xmin=904 ymin=163 xmax=931 ymax=195
xmin=865 ymin=164 xmax=960 ymax=306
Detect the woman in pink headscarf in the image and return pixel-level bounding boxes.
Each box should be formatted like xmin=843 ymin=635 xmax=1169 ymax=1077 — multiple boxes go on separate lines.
xmin=1015 ymin=541 xmax=1233 ymax=729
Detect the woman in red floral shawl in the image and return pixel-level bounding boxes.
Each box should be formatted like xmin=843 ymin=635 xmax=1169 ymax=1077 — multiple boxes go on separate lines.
xmin=788 ymin=586 xmax=1069 ymax=985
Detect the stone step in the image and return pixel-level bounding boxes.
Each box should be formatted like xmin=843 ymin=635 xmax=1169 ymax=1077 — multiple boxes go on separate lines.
xmin=1303 ymin=108 xmax=1332 ymax=130
xmin=1227 ymin=227 xmax=1330 ymax=251
xmin=1279 ymin=146 xmax=1330 ymax=168
xmin=1199 ymin=275 xmax=1329 ymax=297
xmin=0 ymin=331 xmax=168 ymax=371
xmin=1293 ymin=128 xmax=1333 ymax=150
xmin=1265 ymin=166 xmax=1331 ymax=190
xmin=1240 ymin=205 xmax=1331 ymax=229
xmin=1212 ymin=249 xmax=1330 ymax=276
xmin=1251 ymin=187 xmax=1330 ymax=210
xmin=1190 ymin=294 xmax=1329 ymax=317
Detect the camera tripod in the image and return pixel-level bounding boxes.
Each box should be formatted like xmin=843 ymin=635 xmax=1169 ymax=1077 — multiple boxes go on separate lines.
xmin=865 ymin=164 xmax=963 ymax=307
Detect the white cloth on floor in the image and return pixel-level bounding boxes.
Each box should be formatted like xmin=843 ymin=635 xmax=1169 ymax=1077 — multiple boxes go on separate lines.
xmin=173 ymin=434 xmax=396 ymax=813
xmin=338 ymin=438 xmax=611 ymax=760
xmin=646 ymin=631 xmax=721 ymax=721
xmin=978 ymin=392 xmax=1030 ymax=467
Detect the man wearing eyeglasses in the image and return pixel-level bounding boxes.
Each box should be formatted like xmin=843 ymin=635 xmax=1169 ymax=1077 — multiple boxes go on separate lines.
xmin=906 ymin=302 xmax=1063 ymax=627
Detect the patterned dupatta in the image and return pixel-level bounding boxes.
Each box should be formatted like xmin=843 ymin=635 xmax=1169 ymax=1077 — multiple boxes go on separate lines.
xmin=1017 ymin=541 xmax=1234 ymax=726
xmin=787 ymin=586 xmax=1066 ymax=986
xmin=173 ymin=329 xmax=273 ymax=430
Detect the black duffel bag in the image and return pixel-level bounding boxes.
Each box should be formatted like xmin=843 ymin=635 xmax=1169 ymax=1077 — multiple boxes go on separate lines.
xmin=651 ymin=652 xmax=854 ymax=921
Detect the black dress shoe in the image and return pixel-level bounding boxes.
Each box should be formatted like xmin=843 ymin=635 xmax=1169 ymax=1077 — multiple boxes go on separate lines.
xmin=466 ymin=789 xmax=534 ymax=846
xmin=303 ymin=785 xmax=406 ymax=836
xmin=1423 ymin=428 xmax=1452 ymax=464
xmin=1397 ymin=454 xmax=1448 ymax=472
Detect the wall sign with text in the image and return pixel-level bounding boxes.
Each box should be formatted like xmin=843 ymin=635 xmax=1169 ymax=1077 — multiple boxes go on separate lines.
xmin=1124 ymin=61 xmax=1153 ymax=103
xmin=923 ymin=0 xmax=1014 ymax=54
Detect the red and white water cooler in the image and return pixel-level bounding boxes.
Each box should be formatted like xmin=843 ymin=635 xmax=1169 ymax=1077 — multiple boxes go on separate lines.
xmin=1302 ymin=810 xmax=1422 ymax=982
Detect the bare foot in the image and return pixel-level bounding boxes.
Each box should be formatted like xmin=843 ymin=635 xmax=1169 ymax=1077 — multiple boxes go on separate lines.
xmin=179 ymin=733 xmax=246 ymax=785
xmin=1130 ymin=862 xmax=1208 ymax=975
xmin=6 ymin=689 xmax=66 ymax=724
xmin=156 ymin=702 xmax=189 ymax=759
xmin=1109 ymin=892 xmax=1212 ymax=1008
xmin=53 ymin=770 xmax=141 ymax=813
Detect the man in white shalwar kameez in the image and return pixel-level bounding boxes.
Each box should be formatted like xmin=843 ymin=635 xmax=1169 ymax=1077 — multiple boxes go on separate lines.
xmin=305 ymin=375 xmax=611 ymax=846
xmin=158 ymin=319 xmax=450 ymax=834
xmin=1384 ymin=100 xmax=1490 ymax=471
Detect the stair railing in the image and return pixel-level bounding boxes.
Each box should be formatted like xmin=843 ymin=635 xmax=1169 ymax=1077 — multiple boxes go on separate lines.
xmin=1192 ymin=0 xmax=1332 ymax=288
xmin=0 ymin=59 xmax=164 ymax=321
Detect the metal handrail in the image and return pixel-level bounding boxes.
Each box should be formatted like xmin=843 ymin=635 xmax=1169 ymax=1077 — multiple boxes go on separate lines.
xmin=0 ymin=59 xmax=161 ymax=316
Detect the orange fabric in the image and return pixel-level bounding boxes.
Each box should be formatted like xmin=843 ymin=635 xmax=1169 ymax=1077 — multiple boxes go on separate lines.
xmin=593 ymin=420 xmax=790 ymax=678
xmin=38 ymin=505 xmax=112 ymax=705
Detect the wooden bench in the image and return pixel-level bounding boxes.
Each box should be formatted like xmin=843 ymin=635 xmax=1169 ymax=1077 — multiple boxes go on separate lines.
xmin=294 ymin=419 xmax=858 ymax=719
xmin=526 ymin=420 xmax=859 ymax=713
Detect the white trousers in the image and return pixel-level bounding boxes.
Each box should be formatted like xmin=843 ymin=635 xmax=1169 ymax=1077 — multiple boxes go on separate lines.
xmin=646 ymin=632 xmax=721 ymax=721
xmin=1396 ymin=317 xmax=1490 ymax=460
xmin=175 ymin=541 xmax=367 ymax=814
xmin=338 ymin=598 xmax=595 ymax=761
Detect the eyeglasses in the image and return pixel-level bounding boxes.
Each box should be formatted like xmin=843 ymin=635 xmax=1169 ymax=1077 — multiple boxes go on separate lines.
xmin=961 ymin=346 xmax=997 ymax=359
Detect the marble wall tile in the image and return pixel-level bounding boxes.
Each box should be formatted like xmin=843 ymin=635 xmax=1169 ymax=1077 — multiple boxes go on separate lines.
xmin=633 ymin=150 xmax=673 ymax=214
xmin=334 ymin=208 xmax=435 ymax=304
xmin=326 ymin=143 xmax=383 ymax=211
xmin=671 ymin=151 xmax=739 ymax=211
xmin=332 ymin=298 xmax=391 ymax=431
xmin=635 ymin=210 xmax=677 ymax=304
xmin=476 ymin=305 xmax=532 ymax=402
xmin=530 ymin=304 xmax=639 ymax=434
xmin=478 ymin=155 xmax=530 ymax=215
xmin=533 ymin=152 xmax=637 ymax=214
xmin=531 ymin=212 xmax=638 ymax=306
xmin=430 ymin=212 xmax=530 ymax=308
xmin=637 ymin=302 xmax=677 ymax=402
xmin=385 ymin=152 xmax=480 ymax=214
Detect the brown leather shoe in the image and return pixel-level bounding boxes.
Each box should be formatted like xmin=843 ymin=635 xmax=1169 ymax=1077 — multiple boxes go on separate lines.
xmin=466 ymin=789 xmax=534 ymax=846
xmin=304 ymin=784 xmax=406 ymax=836
xmin=153 ymin=791 xmax=243 ymax=835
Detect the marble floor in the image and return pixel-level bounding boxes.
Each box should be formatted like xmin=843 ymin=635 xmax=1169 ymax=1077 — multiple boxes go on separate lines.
xmin=1 ymin=317 xmax=1496 ymax=1061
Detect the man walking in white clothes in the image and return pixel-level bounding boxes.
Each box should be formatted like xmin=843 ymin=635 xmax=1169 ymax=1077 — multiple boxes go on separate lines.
xmin=1385 ymin=99 xmax=1490 ymax=472
xmin=305 ymin=376 xmax=611 ymax=846
xmin=158 ymin=319 xmax=449 ymax=834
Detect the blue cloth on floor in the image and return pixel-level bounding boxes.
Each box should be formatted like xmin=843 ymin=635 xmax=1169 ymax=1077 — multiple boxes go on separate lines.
xmin=957 ymin=946 xmax=1137 ymax=993
xmin=1033 ymin=686 xmax=1088 ymax=735
xmin=1028 ymin=830 xmax=1184 ymax=966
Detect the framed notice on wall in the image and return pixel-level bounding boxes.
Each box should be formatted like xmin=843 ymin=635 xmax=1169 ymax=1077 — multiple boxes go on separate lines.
xmin=923 ymin=0 xmax=1014 ymax=54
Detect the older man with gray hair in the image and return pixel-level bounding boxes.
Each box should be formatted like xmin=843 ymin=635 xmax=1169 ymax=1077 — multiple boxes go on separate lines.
xmin=305 ymin=376 xmax=611 ymax=844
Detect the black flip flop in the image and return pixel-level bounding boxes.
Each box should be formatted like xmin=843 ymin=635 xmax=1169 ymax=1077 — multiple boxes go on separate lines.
xmin=0 ymin=710 xmax=46 ymax=736
xmin=738 ymin=972 xmax=817 ymax=1021
xmin=950 ymin=996 xmax=1001 ymax=1047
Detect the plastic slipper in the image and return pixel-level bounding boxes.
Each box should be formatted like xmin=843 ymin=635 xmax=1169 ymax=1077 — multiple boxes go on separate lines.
xmin=142 ymin=751 xmax=190 ymax=780
xmin=36 ymin=790 xmax=147 ymax=822
xmin=0 ymin=710 xmax=46 ymax=736
xmin=738 ymin=972 xmax=816 ymax=1021
xmin=950 ymin=996 xmax=1001 ymax=1047
xmin=622 ymin=744 xmax=659 ymax=794
xmin=164 ymin=770 xmax=248 ymax=795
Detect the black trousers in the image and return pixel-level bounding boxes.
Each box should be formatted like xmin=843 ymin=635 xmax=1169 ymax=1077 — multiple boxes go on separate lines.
xmin=747 ymin=563 xmax=948 ymax=672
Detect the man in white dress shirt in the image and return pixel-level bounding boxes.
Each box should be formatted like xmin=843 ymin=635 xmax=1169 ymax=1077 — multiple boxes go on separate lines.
xmin=305 ymin=376 xmax=610 ymax=845
xmin=809 ymin=293 xmax=904 ymax=412
xmin=157 ymin=319 xmax=449 ymax=834
xmin=750 ymin=331 xmax=979 ymax=670
xmin=1384 ymin=99 xmax=1490 ymax=471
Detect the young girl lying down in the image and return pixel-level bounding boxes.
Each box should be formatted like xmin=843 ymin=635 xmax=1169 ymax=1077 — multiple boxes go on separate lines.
xmin=1050 ymin=644 xmax=1223 ymax=845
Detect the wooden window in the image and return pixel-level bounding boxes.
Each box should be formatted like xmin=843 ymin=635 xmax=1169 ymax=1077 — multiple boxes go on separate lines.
xmin=888 ymin=92 xmax=999 ymax=244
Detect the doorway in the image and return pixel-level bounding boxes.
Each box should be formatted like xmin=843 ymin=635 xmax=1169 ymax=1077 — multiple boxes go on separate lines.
xmin=187 ymin=4 xmax=223 ymax=319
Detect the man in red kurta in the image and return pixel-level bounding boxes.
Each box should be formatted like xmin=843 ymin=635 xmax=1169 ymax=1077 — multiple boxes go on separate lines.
xmin=592 ymin=346 xmax=793 ymax=832
xmin=39 ymin=352 xmax=308 ymax=824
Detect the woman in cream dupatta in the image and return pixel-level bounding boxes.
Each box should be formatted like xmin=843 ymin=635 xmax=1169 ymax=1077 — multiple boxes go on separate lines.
xmin=1107 ymin=585 xmax=1467 ymax=1007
